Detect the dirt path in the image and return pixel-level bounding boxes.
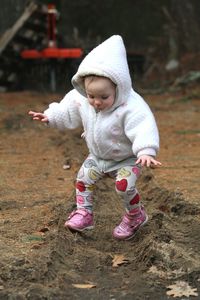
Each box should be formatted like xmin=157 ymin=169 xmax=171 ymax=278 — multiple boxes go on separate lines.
xmin=0 ymin=90 xmax=200 ymax=299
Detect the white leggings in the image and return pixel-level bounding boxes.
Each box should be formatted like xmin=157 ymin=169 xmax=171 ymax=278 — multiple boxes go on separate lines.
xmin=75 ymin=156 xmax=142 ymax=213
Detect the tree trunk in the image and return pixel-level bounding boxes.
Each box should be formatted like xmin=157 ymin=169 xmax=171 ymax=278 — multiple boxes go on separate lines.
xmin=170 ymin=0 xmax=200 ymax=52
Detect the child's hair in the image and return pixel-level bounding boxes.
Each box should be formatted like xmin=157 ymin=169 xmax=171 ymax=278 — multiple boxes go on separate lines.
xmin=83 ymin=75 xmax=116 ymax=89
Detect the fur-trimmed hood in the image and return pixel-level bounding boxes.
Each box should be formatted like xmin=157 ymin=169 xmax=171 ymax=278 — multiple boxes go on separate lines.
xmin=71 ymin=35 xmax=132 ymax=111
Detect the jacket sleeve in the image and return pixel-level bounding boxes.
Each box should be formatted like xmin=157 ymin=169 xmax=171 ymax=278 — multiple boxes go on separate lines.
xmin=124 ymin=103 xmax=160 ymax=157
xmin=44 ymin=90 xmax=82 ymax=130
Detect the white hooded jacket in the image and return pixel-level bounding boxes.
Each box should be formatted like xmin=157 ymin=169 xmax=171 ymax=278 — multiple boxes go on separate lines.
xmin=44 ymin=35 xmax=160 ymax=172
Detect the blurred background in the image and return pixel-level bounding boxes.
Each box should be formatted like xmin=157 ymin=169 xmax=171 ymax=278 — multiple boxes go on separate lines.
xmin=0 ymin=0 xmax=200 ymax=92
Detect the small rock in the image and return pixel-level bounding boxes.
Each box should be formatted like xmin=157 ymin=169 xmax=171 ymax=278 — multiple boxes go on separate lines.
xmin=63 ymin=164 xmax=71 ymax=170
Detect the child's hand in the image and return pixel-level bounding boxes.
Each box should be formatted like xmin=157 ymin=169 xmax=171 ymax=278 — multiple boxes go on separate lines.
xmin=136 ymin=155 xmax=162 ymax=167
xmin=28 ymin=111 xmax=49 ymax=123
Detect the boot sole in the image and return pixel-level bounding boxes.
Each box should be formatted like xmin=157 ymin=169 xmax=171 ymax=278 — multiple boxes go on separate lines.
xmin=65 ymin=224 xmax=94 ymax=233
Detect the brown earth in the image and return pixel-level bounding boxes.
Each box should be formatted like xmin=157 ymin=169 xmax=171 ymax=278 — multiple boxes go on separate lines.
xmin=0 ymin=87 xmax=200 ymax=300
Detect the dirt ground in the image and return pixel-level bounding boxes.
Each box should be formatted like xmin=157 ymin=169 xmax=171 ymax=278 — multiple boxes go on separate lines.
xmin=0 ymin=86 xmax=200 ymax=300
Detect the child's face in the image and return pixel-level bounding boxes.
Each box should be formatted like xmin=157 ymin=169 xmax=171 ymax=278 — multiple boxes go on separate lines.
xmin=84 ymin=76 xmax=116 ymax=111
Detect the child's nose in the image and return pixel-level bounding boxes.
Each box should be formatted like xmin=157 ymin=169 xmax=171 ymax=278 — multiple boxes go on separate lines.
xmin=94 ymin=99 xmax=102 ymax=106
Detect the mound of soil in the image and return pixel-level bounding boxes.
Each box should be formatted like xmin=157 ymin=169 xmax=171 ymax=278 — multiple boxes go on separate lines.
xmin=0 ymin=89 xmax=200 ymax=299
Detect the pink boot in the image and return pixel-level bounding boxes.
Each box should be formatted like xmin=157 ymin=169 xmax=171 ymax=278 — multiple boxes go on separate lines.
xmin=64 ymin=208 xmax=94 ymax=232
xmin=113 ymin=206 xmax=148 ymax=240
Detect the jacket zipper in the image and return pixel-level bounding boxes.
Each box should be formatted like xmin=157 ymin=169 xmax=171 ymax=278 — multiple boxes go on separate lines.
xmin=92 ymin=111 xmax=101 ymax=156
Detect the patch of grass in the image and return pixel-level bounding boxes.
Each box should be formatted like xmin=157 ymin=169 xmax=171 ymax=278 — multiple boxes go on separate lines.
xmin=175 ymin=129 xmax=200 ymax=135
xmin=3 ymin=114 xmax=25 ymax=130
xmin=22 ymin=235 xmax=45 ymax=243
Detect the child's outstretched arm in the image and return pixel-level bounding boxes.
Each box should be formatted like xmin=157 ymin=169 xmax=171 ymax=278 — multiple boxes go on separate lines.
xmin=28 ymin=111 xmax=49 ymax=123
xmin=136 ymin=155 xmax=161 ymax=167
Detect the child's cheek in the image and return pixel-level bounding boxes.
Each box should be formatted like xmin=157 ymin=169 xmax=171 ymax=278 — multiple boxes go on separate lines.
xmin=88 ymin=99 xmax=94 ymax=106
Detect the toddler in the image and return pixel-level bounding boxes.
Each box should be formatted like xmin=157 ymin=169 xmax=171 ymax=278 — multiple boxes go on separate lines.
xmin=29 ymin=35 xmax=161 ymax=240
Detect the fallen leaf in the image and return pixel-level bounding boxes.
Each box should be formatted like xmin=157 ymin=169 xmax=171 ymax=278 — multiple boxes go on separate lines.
xmin=148 ymin=266 xmax=185 ymax=279
xmin=170 ymin=268 xmax=185 ymax=278
xmin=72 ymin=283 xmax=96 ymax=289
xmin=148 ymin=266 xmax=166 ymax=278
xmin=166 ymin=280 xmax=198 ymax=297
xmin=112 ymin=254 xmax=129 ymax=267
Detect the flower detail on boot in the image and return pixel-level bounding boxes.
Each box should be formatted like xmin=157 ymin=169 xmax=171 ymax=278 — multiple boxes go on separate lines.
xmin=113 ymin=206 xmax=148 ymax=240
xmin=64 ymin=208 xmax=94 ymax=232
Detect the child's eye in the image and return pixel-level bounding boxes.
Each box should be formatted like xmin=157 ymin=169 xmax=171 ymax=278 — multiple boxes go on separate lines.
xmin=101 ymin=96 xmax=108 ymax=100
xmin=88 ymin=95 xmax=94 ymax=99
